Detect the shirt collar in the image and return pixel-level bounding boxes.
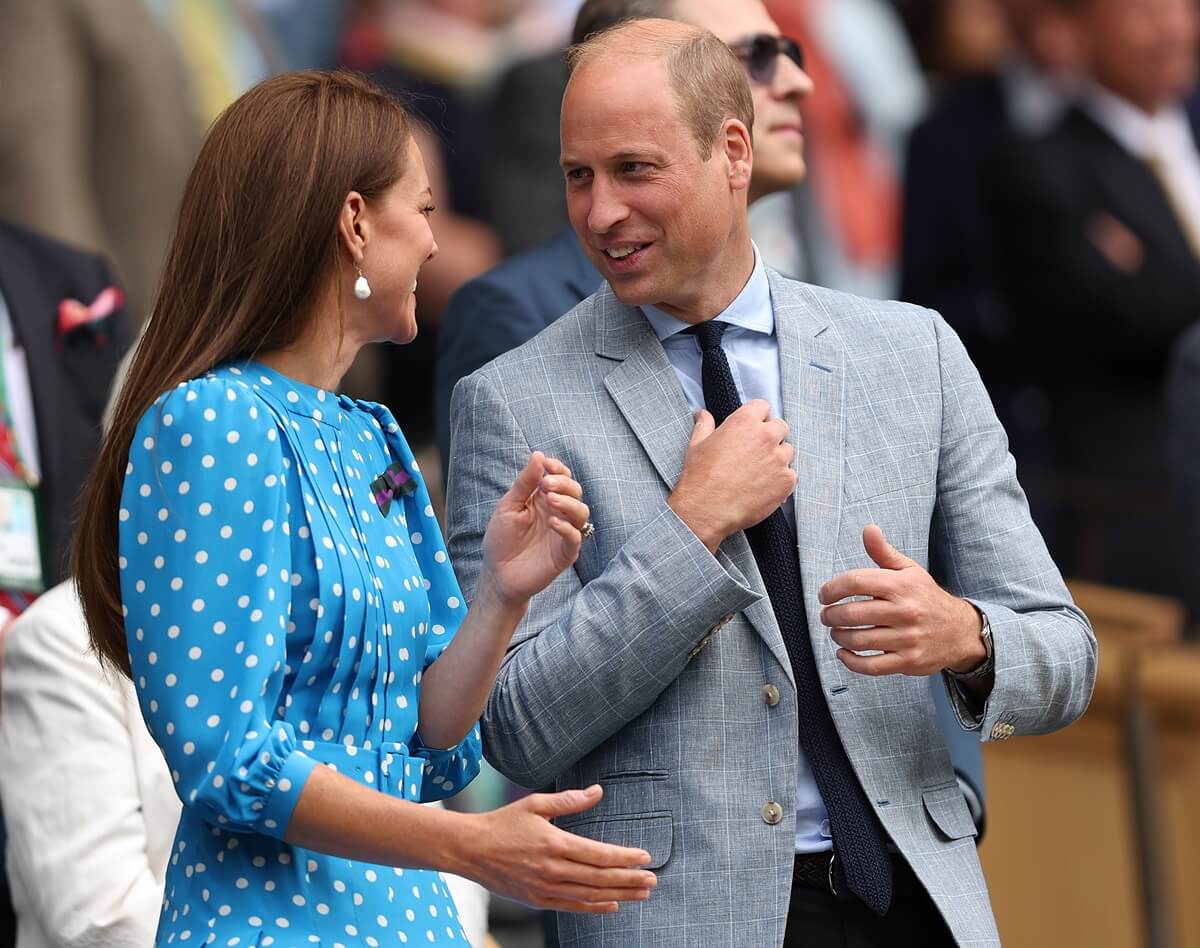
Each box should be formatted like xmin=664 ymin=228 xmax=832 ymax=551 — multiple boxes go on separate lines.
xmin=1081 ymin=82 xmax=1191 ymax=159
xmin=640 ymin=243 xmax=772 ymax=342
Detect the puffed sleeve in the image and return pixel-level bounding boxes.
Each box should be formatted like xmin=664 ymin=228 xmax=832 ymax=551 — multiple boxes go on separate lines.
xmin=119 ymin=377 xmax=316 ymax=838
xmin=383 ymin=423 xmax=480 ymax=802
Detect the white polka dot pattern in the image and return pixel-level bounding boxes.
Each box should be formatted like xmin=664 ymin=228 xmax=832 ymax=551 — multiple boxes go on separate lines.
xmin=120 ymin=363 xmax=477 ymax=945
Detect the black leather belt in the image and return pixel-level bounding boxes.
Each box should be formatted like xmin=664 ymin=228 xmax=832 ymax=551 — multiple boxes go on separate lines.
xmin=793 ymin=850 xmax=839 ymax=896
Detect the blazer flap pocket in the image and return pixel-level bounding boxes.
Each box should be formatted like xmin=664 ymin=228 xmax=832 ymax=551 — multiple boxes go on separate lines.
xmin=558 ymin=811 xmax=673 ymax=869
xmin=921 ymin=783 xmax=978 ymax=841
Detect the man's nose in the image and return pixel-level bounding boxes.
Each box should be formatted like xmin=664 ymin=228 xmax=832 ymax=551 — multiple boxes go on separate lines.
xmin=775 ymin=54 xmax=815 ymax=101
xmin=587 ymin=177 xmax=630 ymax=233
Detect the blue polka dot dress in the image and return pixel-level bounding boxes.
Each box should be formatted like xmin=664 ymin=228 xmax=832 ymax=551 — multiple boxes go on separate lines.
xmin=119 ymin=362 xmax=482 ymax=946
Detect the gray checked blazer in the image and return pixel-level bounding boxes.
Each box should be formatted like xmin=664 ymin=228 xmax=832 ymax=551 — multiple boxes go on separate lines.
xmin=445 ymin=271 xmax=1097 ymax=948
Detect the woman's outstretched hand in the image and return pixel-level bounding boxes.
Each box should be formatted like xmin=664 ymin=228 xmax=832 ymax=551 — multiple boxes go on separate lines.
xmin=462 ymin=785 xmax=656 ymax=913
xmin=482 ymin=451 xmax=589 ymax=606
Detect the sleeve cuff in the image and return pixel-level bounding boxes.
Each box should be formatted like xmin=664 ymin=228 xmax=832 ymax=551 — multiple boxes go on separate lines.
xmin=259 ymin=749 xmax=318 ymax=839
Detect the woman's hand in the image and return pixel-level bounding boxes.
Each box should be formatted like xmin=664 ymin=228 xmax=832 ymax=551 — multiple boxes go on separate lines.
xmin=460 ymin=786 xmax=656 ymax=914
xmin=482 ymin=451 xmax=589 ymax=606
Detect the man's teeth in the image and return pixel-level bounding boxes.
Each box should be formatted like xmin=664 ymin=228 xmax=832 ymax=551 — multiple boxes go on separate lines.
xmin=411 ymin=279 xmax=418 ymax=293
xmin=606 ymin=246 xmax=640 ymax=259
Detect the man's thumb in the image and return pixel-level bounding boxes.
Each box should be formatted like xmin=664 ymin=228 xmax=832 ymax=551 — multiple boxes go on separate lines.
xmin=863 ymin=524 xmax=917 ymax=570
xmin=689 ymin=409 xmax=715 ymax=447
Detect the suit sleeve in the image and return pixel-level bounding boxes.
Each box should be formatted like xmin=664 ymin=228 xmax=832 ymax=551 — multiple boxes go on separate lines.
xmin=446 ymin=370 xmax=761 ymax=790
xmin=925 ymin=311 xmax=1098 ymax=737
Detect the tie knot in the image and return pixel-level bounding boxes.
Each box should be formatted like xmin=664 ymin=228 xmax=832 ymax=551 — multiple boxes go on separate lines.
xmin=686 ymin=320 xmax=727 ymax=352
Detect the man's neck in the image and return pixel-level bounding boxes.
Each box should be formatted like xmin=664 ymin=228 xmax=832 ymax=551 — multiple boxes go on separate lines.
xmin=652 ymin=236 xmax=757 ymax=325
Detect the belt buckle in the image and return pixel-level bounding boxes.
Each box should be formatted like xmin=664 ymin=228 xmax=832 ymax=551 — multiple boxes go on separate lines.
xmin=827 ymin=851 xmax=838 ymax=897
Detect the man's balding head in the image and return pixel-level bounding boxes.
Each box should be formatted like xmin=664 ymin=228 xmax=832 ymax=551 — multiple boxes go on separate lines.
xmin=567 ymin=18 xmax=754 ymax=161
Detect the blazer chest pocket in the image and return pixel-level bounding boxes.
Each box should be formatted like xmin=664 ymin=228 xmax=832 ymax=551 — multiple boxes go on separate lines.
xmin=844 ymin=441 xmax=937 ymax=503
xmin=921 ymin=782 xmax=978 ymax=841
xmin=557 ymin=811 xmax=674 ymax=869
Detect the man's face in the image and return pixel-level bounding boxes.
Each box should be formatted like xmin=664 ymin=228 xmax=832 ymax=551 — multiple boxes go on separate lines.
xmin=1077 ymin=0 xmax=1199 ymax=110
xmin=680 ymin=0 xmax=813 ymax=200
xmin=560 ymin=56 xmax=746 ymax=315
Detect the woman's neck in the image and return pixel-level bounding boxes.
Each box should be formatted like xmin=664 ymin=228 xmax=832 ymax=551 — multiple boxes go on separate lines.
xmin=257 ymin=296 xmax=363 ymax=391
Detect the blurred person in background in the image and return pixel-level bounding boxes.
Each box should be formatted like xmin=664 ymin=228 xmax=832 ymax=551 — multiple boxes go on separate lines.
xmin=437 ymin=0 xmax=988 ymax=852
xmin=762 ymin=0 xmax=927 ymax=297
xmin=899 ymin=0 xmax=1079 ymax=531
xmin=0 ymin=0 xmax=201 ymax=329
xmin=896 ymin=0 xmax=1013 ymax=87
xmin=990 ymin=0 xmax=1200 ymax=597
xmin=0 ymin=218 xmax=130 ymax=948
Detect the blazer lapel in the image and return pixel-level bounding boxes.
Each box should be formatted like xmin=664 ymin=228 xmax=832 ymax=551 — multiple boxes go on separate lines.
xmin=597 ymin=283 xmax=793 ymax=684
xmin=770 ymin=272 xmax=847 ymax=677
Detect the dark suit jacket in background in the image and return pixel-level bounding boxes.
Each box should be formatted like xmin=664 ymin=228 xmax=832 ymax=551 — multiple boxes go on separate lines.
xmin=989 ymin=105 xmax=1200 ymax=596
xmin=482 ymin=52 xmax=571 ymax=256
xmin=0 ymin=219 xmax=130 ymax=585
xmin=1168 ymin=322 xmax=1200 ymax=631
xmin=435 ymin=226 xmax=987 ymax=827
xmin=434 ymin=229 xmax=601 ymax=467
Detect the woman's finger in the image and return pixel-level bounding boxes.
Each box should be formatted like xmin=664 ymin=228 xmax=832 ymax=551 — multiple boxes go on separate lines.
xmin=545 ymin=862 xmax=657 ymax=890
xmin=500 ymin=451 xmax=546 ymax=507
xmin=540 ymin=473 xmax=583 ymax=500
xmin=541 ymin=456 xmax=573 ymax=479
xmin=546 ymin=494 xmax=590 ymax=529
xmin=538 ymin=897 xmax=619 ymax=914
xmin=548 ymin=517 xmax=583 ymax=548
xmin=541 ymin=881 xmax=654 ymax=904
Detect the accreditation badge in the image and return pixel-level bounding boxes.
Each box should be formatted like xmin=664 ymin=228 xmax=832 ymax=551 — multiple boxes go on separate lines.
xmin=0 ymin=474 xmax=44 ymax=593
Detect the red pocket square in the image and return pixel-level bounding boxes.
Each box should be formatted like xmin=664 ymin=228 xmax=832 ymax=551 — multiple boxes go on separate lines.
xmin=57 ymin=286 xmax=124 ymax=341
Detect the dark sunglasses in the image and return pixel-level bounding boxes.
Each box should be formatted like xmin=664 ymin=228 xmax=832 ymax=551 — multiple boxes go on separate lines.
xmin=729 ymin=34 xmax=805 ymax=84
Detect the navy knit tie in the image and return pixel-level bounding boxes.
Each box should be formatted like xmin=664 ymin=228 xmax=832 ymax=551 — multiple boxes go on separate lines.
xmin=687 ymin=320 xmax=894 ymax=915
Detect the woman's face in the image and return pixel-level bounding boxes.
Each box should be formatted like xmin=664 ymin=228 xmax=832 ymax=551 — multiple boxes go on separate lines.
xmin=357 ymin=136 xmax=439 ymax=346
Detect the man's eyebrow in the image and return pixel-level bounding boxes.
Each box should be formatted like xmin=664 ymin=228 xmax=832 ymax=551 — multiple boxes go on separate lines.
xmin=561 ymin=150 xmax=657 ymax=169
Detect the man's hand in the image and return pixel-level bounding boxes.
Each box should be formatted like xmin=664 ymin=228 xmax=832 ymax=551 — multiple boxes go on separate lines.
xmin=667 ymin=401 xmax=796 ymax=553
xmin=818 ymin=525 xmax=988 ymax=676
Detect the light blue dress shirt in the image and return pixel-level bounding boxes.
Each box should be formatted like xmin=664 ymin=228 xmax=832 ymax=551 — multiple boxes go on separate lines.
xmin=641 ymin=245 xmax=833 ymax=854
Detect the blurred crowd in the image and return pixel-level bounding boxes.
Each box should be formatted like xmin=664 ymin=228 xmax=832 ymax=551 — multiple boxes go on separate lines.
xmin=0 ymin=0 xmax=1198 ymax=944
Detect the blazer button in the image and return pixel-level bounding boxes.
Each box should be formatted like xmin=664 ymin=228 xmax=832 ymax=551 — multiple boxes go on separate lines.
xmin=762 ymin=684 xmax=781 ymax=707
xmin=990 ymin=721 xmax=1016 ymax=741
xmin=761 ymin=801 xmax=784 ymax=825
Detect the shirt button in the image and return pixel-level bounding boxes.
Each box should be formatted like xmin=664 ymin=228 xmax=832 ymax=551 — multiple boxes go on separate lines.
xmin=761 ymin=801 xmax=784 ymax=825
xmin=762 ymin=684 xmax=781 ymax=707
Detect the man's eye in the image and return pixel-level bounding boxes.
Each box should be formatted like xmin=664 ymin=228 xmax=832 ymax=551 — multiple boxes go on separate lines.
xmin=621 ymin=162 xmax=646 ymax=174
xmin=421 ymin=204 xmax=436 ymax=217
xmin=566 ymin=168 xmax=591 ymax=182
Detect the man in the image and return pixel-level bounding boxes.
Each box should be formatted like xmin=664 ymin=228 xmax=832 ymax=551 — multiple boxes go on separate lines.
xmin=447 ymin=19 xmax=1096 ymax=947
xmin=0 ymin=218 xmax=130 ymax=945
xmin=990 ymin=0 xmax=1200 ymax=595
xmin=438 ymin=0 xmax=987 ymax=829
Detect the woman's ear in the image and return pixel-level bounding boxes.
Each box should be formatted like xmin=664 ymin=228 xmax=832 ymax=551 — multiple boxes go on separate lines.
xmin=336 ymin=191 xmax=368 ymax=264
xmin=723 ymin=119 xmax=753 ymax=193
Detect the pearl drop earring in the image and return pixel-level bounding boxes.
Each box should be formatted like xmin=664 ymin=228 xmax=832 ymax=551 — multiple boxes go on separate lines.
xmin=353 ymin=266 xmax=372 ymax=300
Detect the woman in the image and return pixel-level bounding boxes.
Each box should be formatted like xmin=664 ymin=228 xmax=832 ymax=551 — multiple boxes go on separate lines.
xmin=72 ymin=70 xmax=656 ymax=946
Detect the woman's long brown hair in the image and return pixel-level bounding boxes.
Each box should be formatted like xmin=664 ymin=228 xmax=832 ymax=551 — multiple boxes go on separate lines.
xmin=73 ymin=71 xmax=412 ymax=678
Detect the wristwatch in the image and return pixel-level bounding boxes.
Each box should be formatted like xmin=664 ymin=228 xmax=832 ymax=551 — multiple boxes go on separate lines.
xmin=947 ymin=610 xmax=993 ymax=681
